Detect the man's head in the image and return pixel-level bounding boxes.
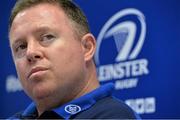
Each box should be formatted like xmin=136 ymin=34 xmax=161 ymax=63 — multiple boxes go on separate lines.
xmin=9 ymin=0 xmax=99 ymax=114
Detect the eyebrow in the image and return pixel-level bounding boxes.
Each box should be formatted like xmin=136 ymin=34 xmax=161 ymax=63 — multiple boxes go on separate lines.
xmin=33 ymin=26 xmax=56 ymax=35
xmin=11 ymin=26 xmax=56 ymax=48
xmin=12 ymin=26 xmax=51 ymax=41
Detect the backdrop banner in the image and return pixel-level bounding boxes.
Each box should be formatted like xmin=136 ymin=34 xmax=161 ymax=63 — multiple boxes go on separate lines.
xmin=0 ymin=0 xmax=180 ymax=118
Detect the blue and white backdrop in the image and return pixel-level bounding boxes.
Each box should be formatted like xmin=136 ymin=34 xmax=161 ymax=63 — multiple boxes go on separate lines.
xmin=0 ymin=0 xmax=180 ymax=118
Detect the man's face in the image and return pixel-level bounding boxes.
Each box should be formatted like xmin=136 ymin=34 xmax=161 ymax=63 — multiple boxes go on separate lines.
xmin=9 ymin=4 xmax=87 ymax=103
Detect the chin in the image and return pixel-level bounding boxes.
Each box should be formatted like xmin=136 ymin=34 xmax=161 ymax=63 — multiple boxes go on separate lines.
xmin=32 ymin=83 xmax=54 ymax=101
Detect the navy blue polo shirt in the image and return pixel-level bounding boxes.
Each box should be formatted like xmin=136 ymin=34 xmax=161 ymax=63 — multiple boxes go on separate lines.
xmin=9 ymin=83 xmax=140 ymax=119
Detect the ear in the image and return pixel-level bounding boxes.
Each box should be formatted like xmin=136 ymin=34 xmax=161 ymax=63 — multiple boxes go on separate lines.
xmin=81 ymin=33 xmax=96 ymax=62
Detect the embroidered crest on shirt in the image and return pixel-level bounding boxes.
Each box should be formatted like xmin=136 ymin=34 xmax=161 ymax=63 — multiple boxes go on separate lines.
xmin=64 ymin=104 xmax=81 ymax=114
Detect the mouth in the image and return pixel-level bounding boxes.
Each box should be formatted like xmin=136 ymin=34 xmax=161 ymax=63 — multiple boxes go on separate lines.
xmin=28 ymin=67 xmax=48 ymax=79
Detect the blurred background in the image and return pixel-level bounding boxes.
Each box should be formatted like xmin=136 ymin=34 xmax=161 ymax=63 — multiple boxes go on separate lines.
xmin=0 ymin=0 xmax=180 ymax=118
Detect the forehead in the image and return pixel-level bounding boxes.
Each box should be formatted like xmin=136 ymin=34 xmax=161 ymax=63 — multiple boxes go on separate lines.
xmin=10 ymin=3 xmax=71 ymax=38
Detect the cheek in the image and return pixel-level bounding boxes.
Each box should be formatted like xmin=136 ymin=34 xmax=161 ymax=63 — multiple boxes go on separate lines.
xmin=48 ymin=43 xmax=75 ymax=65
xmin=53 ymin=46 xmax=83 ymax=68
xmin=15 ymin=60 xmax=27 ymax=84
xmin=47 ymin=43 xmax=85 ymax=78
xmin=15 ymin=60 xmax=33 ymax=97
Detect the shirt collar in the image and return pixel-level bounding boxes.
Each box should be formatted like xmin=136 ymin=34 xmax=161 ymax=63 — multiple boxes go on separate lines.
xmin=21 ymin=102 xmax=37 ymax=118
xmin=22 ymin=83 xmax=114 ymax=119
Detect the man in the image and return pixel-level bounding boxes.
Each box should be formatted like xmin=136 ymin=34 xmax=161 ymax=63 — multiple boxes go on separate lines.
xmin=8 ymin=0 xmax=140 ymax=119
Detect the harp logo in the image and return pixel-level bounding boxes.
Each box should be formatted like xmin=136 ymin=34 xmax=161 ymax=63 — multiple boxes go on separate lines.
xmin=65 ymin=104 xmax=81 ymax=115
xmin=95 ymin=8 xmax=149 ymax=90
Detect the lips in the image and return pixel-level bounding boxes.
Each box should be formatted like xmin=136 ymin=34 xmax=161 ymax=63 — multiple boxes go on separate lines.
xmin=27 ymin=67 xmax=48 ymax=79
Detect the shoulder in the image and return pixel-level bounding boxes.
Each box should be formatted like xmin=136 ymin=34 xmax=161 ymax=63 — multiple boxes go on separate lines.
xmin=74 ymin=96 xmax=140 ymax=119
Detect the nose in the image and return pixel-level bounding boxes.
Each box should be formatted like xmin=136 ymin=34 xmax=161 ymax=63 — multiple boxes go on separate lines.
xmin=26 ymin=41 xmax=43 ymax=63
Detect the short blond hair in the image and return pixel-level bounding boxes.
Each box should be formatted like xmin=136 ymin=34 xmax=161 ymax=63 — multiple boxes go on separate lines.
xmin=9 ymin=0 xmax=90 ymax=37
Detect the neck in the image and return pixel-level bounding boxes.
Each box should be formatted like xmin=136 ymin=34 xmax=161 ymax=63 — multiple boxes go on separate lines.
xmin=72 ymin=61 xmax=100 ymax=100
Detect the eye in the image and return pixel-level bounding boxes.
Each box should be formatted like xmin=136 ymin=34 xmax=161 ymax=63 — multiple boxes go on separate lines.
xmin=41 ymin=34 xmax=55 ymax=42
xmin=15 ymin=43 xmax=27 ymax=52
xmin=13 ymin=42 xmax=27 ymax=58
